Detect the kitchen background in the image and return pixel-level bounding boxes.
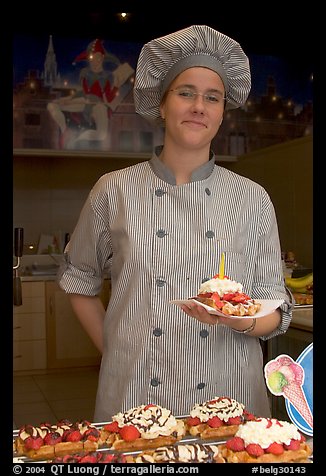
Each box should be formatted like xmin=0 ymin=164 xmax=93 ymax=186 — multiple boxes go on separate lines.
xmin=12 ymin=9 xmax=313 ymax=429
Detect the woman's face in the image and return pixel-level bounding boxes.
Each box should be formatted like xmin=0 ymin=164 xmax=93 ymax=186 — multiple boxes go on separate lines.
xmin=160 ymin=67 xmax=225 ymax=150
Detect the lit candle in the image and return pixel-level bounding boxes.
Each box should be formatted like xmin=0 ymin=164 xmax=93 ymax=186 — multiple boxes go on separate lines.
xmin=219 ymin=252 xmax=225 ymax=279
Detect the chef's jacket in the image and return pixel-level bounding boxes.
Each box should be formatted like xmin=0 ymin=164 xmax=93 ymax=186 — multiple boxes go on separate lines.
xmin=58 ymin=148 xmax=293 ymax=422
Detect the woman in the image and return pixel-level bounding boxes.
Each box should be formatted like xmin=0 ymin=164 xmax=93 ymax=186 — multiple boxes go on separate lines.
xmin=58 ymin=25 xmax=293 ymax=422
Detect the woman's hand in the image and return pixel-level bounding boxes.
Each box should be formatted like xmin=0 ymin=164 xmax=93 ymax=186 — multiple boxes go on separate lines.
xmin=181 ymin=301 xmax=254 ymax=331
xmin=181 ymin=301 xmax=219 ymax=325
xmin=181 ymin=301 xmax=281 ymax=336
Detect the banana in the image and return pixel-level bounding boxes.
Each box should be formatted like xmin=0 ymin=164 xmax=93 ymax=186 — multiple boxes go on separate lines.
xmin=291 ymin=286 xmax=312 ymax=293
xmin=285 ymin=272 xmax=313 ymax=290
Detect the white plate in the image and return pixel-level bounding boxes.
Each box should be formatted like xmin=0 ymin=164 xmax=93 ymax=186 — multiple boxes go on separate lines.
xmin=170 ymin=298 xmax=284 ymax=319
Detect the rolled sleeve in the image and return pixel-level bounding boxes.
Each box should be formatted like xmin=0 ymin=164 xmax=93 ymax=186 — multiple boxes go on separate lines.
xmin=260 ymin=297 xmax=295 ymax=341
xmin=57 ymin=179 xmax=112 ymax=296
xmin=253 ymin=195 xmax=294 ymax=340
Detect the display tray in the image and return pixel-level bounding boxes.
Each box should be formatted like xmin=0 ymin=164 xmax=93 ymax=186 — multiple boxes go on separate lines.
xmin=294 ymin=304 xmax=313 ymax=309
xmin=12 ymin=418 xmax=228 ymax=463
xmin=13 ymin=421 xmax=313 ymax=463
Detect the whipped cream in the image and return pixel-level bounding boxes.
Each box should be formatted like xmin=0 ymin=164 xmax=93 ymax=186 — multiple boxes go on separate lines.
xmin=198 ymin=277 xmax=243 ymax=296
xmin=18 ymin=421 xmax=95 ymax=441
xmin=190 ymin=397 xmax=244 ymax=423
xmin=236 ymin=418 xmax=301 ymax=448
xmin=135 ymin=444 xmax=219 ymax=463
xmin=113 ymin=404 xmax=184 ymax=439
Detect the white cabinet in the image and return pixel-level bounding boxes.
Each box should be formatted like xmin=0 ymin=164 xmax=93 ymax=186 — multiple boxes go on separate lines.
xmin=13 ymin=281 xmax=47 ymax=371
xmin=13 ymin=279 xmax=111 ymax=372
xmin=45 ymin=280 xmax=110 ymax=369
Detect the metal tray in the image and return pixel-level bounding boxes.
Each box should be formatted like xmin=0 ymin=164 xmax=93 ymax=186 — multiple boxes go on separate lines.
xmin=13 ymin=418 xmax=227 ymax=463
xmin=13 ymin=420 xmax=313 ymax=463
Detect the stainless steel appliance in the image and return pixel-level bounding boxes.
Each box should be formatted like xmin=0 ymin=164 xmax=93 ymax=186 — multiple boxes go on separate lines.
xmin=13 ymin=227 xmax=24 ymax=306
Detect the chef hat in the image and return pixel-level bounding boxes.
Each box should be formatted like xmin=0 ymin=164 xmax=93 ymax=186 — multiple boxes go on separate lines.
xmin=134 ymin=25 xmax=251 ymax=123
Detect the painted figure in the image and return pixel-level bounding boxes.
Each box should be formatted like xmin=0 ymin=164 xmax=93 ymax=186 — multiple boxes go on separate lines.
xmin=47 ymin=39 xmax=120 ymax=149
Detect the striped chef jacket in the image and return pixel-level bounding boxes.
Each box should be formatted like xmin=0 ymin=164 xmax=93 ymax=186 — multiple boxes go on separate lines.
xmin=58 ymin=148 xmax=293 ymax=422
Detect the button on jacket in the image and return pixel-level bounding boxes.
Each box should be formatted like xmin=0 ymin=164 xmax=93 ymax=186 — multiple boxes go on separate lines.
xmin=58 ymin=149 xmax=292 ymax=422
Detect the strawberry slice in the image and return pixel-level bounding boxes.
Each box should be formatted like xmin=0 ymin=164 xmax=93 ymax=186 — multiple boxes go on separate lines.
xmin=119 ymin=425 xmax=141 ymax=441
xmin=223 ymin=292 xmax=251 ymax=303
xmin=61 ymin=454 xmax=79 ymax=463
xmin=144 ymin=404 xmax=156 ymax=410
xmin=63 ymin=455 xmax=80 ymax=463
xmin=64 ymin=429 xmax=82 ymax=442
xmin=266 ymin=442 xmax=284 ymax=455
xmin=43 ymin=431 xmax=62 ymax=445
xmin=222 ymin=292 xmax=236 ymax=301
xmin=24 ymin=435 xmax=44 ymax=450
xmin=79 ymin=454 xmax=98 ymax=463
xmin=233 ymin=292 xmax=251 ymax=302
xmin=103 ymin=421 xmax=119 ymax=433
xmin=207 ymin=416 xmax=223 ymax=428
xmin=245 ymin=443 xmax=264 ymax=457
xmin=197 ymin=293 xmax=212 ymax=298
xmin=227 ymin=416 xmax=242 ymax=425
xmin=186 ymin=416 xmax=201 ymax=426
xmin=211 ymin=292 xmax=224 ymax=309
xmin=226 ymin=436 xmax=245 ymax=451
xmin=284 ymin=439 xmax=301 ymax=450
xmin=83 ymin=428 xmax=100 ymax=441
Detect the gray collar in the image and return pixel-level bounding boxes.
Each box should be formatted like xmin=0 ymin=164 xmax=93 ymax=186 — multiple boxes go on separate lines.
xmin=149 ymin=146 xmax=216 ymax=185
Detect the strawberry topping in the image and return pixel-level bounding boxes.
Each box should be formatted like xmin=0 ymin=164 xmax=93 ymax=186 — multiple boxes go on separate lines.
xmin=143 ymin=404 xmax=156 ymax=410
xmin=79 ymin=454 xmax=98 ymax=463
xmin=63 ymin=429 xmax=82 ymax=442
xmin=103 ymin=421 xmax=119 ymax=433
xmin=43 ymin=432 xmax=62 ymax=445
xmin=83 ymin=428 xmax=100 ymax=441
xmin=245 ymin=443 xmax=264 ymax=457
xmin=24 ymin=436 xmax=44 ymax=450
xmin=207 ymin=416 xmax=223 ymax=428
xmin=266 ymin=442 xmax=284 ymax=455
xmin=226 ymin=436 xmax=245 ymax=451
xmin=119 ymin=425 xmax=141 ymax=441
xmin=284 ymin=439 xmax=301 ymax=450
xmin=227 ymin=416 xmax=242 ymax=425
xmin=186 ymin=416 xmax=201 ymax=426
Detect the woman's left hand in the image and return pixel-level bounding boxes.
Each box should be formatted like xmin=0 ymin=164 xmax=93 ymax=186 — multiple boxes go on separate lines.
xmin=181 ymin=301 xmax=255 ymax=331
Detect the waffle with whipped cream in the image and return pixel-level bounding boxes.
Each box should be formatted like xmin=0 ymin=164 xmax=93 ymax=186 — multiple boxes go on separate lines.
xmin=100 ymin=404 xmax=186 ymax=451
xmin=195 ymin=275 xmax=261 ymax=316
xmin=185 ymin=396 xmax=255 ymax=440
xmin=13 ymin=420 xmax=101 ymax=460
xmin=219 ymin=417 xmax=312 ymax=463
xmin=133 ymin=443 xmax=225 ymax=463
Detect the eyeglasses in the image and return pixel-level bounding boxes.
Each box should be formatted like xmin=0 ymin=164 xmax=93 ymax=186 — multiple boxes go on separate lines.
xmin=169 ymin=88 xmax=225 ymax=105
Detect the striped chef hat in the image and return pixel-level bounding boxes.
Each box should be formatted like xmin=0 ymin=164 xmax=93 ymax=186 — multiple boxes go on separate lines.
xmin=134 ymin=25 xmax=251 ymax=123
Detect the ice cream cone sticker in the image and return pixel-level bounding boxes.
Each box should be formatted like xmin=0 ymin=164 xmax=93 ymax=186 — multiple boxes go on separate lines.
xmin=264 ymin=354 xmax=313 ymax=430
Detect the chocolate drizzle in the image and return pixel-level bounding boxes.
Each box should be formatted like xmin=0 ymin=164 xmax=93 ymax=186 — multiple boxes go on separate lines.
xmin=138 ymin=444 xmax=219 ymax=463
xmin=191 ymin=396 xmax=244 ymax=422
xmin=115 ymin=405 xmax=172 ymax=431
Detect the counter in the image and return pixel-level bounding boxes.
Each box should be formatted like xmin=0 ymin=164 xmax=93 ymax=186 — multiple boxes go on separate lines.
xmin=291 ymin=305 xmax=313 ymax=331
xmin=21 ymin=275 xmax=57 ymax=281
